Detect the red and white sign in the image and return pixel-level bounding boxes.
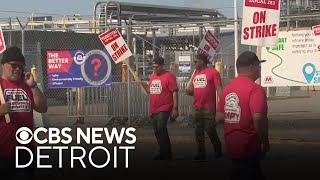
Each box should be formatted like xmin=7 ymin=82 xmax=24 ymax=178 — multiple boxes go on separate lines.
xmin=312 ymin=25 xmax=320 ymax=36
xmin=99 ymin=28 xmax=132 ymax=64
xmin=197 ymin=30 xmax=220 ymax=62
xmin=0 ymin=26 xmax=6 ymax=54
xmin=46 ymin=51 xmax=73 ymax=73
xmin=241 ymin=0 xmax=281 ymax=47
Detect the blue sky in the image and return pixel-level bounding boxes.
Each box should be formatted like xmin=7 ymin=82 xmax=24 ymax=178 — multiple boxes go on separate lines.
xmin=0 ymin=0 xmax=243 ymax=19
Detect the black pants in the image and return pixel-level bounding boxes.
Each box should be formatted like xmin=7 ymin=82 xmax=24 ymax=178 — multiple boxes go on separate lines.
xmin=0 ymin=154 xmax=34 ymax=180
xmin=230 ymin=155 xmax=266 ymax=180
xmin=151 ymin=112 xmax=171 ymax=156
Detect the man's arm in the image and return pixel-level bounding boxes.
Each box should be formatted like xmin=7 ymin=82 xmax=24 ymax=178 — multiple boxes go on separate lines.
xmin=250 ymin=87 xmax=269 ymax=153
xmin=0 ymin=103 xmax=10 ymax=116
xmin=215 ymin=85 xmax=222 ymax=109
xmin=173 ymin=91 xmax=178 ymax=110
xmin=24 ymin=72 xmax=47 ymax=113
xmin=137 ymin=80 xmax=150 ymax=95
xmin=253 ymin=113 xmax=269 ymax=153
xmin=213 ymin=70 xmax=222 ymax=104
xmin=215 ymin=92 xmax=225 ymax=125
xmin=133 ymin=74 xmax=150 ymax=95
xmin=171 ymin=91 xmax=179 ymax=118
xmin=216 ymin=85 xmax=222 ymax=98
xmin=215 ymin=112 xmax=225 ymax=124
xmin=31 ymin=86 xmax=48 ymax=113
xmin=184 ymin=81 xmax=194 ymax=96
xmin=185 ymin=70 xmax=195 ymax=96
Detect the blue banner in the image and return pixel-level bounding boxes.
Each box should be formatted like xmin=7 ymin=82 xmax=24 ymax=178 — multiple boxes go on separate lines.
xmin=46 ymin=49 xmax=112 ymax=88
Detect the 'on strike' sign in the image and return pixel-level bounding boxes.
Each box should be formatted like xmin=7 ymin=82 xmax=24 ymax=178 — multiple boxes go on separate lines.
xmin=99 ymin=28 xmax=132 ymax=64
xmin=0 ymin=26 xmax=6 ymax=54
xmin=241 ymin=0 xmax=281 ymax=47
xmin=197 ymin=30 xmax=220 ymax=63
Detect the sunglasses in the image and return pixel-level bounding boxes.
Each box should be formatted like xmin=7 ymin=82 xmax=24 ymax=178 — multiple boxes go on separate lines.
xmin=7 ymin=62 xmax=25 ymax=70
xmin=194 ymin=59 xmax=204 ymax=64
xmin=255 ymin=63 xmax=261 ymax=68
xmin=249 ymin=63 xmax=261 ymax=69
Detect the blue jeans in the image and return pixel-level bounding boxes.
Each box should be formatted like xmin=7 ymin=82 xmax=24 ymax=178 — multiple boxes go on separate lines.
xmin=151 ymin=112 xmax=172 ymax=156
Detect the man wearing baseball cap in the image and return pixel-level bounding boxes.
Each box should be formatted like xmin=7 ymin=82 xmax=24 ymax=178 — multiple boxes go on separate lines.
xmin=0 ymin=46 xmax=48 ymax=179
xmin=185 ymin=53 xmax=222 ymax=161
xmin=216 ymin=51 xmax=269 ymax=180
xmin=135 ymin=56 xmax=179 ymax=160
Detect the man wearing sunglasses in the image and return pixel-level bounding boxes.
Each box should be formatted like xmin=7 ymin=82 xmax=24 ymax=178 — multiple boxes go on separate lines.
xmin=185 ymin=53 xmax=222 ymax=161
xmin=216 ymin=51 xmax=269 ymax=180
xmin=0 ymin=46 xmax=47 ymax=180
xmin=135 ymin=56 xmax=178 ymax=160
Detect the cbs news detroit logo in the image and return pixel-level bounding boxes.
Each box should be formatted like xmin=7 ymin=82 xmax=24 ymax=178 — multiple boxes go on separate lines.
xmin=15 ymin=127 xmax=136 ymax=168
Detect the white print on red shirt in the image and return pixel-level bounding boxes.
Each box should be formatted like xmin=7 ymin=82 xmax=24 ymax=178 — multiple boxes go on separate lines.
xmin=193 ymin=74 xmax=207 ymax=88
xmin=4 ymin=89 xmax=31 ymax=112
xmin=224 ymin=93 xmax=241 ymax=123
xmin=150 ymin=79 xmax=162 ymax=94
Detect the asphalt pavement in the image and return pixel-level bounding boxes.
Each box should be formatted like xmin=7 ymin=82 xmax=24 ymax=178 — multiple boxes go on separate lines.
xmin=34 ymin=90 xmax=320 ymax=179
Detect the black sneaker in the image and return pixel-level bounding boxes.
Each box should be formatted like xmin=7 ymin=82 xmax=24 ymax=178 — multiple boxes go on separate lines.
xmin=193 ymin=154 xmax=207 ymax=161
xmin=153 ymin=154 xmax=172 ymax=160
xmin=214 ymin=144 xmax=222 ymax=159
xmin=214 ymin=151 xmax=222 ymax=159
xmin=170 ymin=117 xmax=176 ymax=122
xmin=73 ymin=120 xmax=84 ymax=125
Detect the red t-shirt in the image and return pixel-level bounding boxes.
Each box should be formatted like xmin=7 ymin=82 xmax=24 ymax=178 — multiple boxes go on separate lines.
xmin=0 ymin=77 xmax=34 ymax=158
xmin=217 ymin=76 xmax=268 ymax=159
xmin=149 ymin=71 xmax=178 ymax=114
xmin=192 ymin=67 xmax=221 ymax=109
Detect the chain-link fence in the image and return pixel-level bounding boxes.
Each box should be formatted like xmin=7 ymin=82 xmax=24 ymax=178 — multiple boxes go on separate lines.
xmin=1 ymin=13 xmax=319 ymax=126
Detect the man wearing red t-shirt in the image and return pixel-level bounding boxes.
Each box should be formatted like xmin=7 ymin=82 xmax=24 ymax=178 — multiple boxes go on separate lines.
xmin=216 ymin=51 xmax=269 ymax=180
xmin=136 ymin=56 xmax=179 ymax=160
xmin=0 ymin=46 xmax=48 ymax=180
xmin=185 ymin=53 xmax=222 ymax=160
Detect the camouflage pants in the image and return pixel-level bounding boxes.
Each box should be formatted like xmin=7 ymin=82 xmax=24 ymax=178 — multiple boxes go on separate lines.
xmin=192 ymin=108 xmax=221 ymax=156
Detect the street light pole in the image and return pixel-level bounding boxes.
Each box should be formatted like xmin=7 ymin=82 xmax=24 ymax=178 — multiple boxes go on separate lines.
xmin=234 ymin=0 xmax=239 ymax=77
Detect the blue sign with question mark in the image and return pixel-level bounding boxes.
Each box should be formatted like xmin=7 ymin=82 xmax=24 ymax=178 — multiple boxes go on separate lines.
xmin=47 ymin=49 xmax=112 ymax=89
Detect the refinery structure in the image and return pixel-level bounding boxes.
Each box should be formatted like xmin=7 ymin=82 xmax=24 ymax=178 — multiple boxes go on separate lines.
xmin=0 ymin=1 xmax=228 ymax=35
